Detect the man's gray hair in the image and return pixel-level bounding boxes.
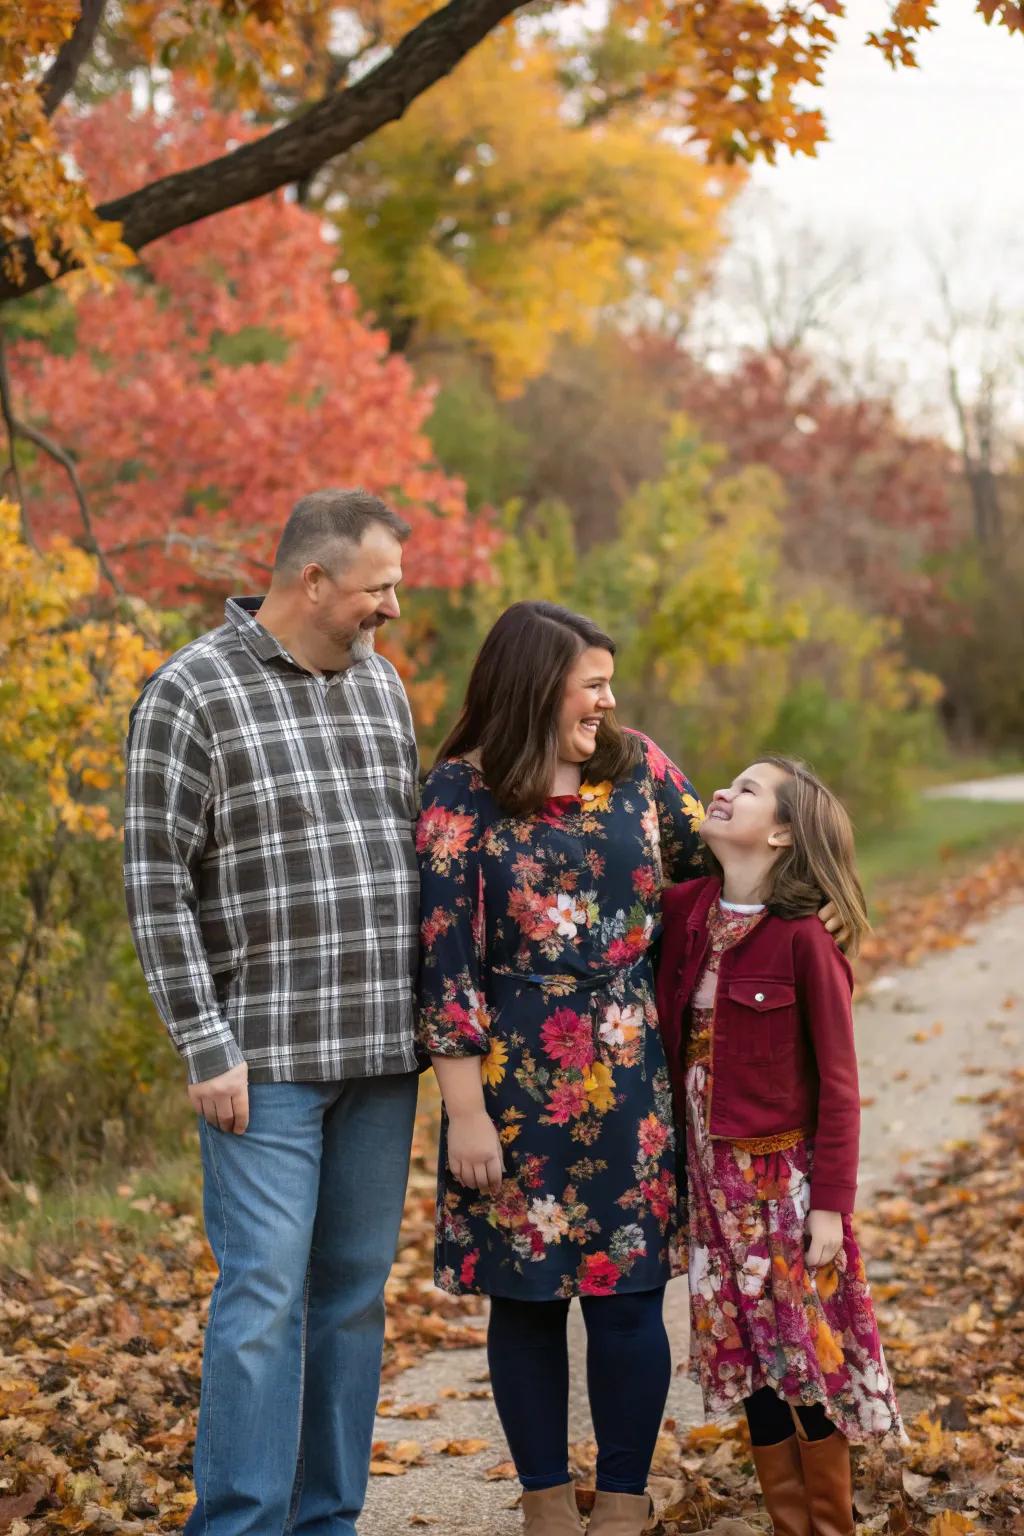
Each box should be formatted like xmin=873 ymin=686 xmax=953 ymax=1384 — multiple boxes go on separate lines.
xmin=274 ymin=488 xmax=411 ymax=575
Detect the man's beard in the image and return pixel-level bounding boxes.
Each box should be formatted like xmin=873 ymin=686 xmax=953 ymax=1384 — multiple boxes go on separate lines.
xmin=349 ymin=625 xmax=378 ymax=663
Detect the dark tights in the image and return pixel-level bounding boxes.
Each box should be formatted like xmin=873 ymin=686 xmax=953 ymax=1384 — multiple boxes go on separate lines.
xmin=743 ymin=1385 xmax=835 ymax=1446
xmin=487 ymin=1288 xmax=670 ymax=1493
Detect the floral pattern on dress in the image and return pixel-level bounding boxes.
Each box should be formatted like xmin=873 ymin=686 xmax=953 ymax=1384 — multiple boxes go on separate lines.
xmin=685 ymin=903 xmax=904 ymax=1444
xmin=417 ymin=735 xmax=704 ymax=1299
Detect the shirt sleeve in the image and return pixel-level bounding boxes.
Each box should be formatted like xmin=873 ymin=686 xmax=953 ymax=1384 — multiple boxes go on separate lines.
xmin=637 ymin=733 xmax=706 ymax=886
xmin=123 ymin=671 xmax=245 ymax=1085
xmin=794 ymin=923 xmax=861 ymax=1214
xmin=415 ymin=765 xmax=491 ymax=1059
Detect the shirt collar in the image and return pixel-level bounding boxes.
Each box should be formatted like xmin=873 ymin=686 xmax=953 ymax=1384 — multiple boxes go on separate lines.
xmin=225 ymin=595 xmax=292 ymax=665
xmin=224 ymin=595 xmax=369 ymax=683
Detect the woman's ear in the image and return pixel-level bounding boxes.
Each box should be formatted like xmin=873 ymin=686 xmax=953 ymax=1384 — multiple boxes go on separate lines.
xmin=767 ymin=828 xmax=793 ymax=848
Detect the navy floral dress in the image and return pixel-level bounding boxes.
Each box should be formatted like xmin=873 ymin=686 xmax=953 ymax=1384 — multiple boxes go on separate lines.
xmin=416 ymin=735 xmax=705 ymax=1300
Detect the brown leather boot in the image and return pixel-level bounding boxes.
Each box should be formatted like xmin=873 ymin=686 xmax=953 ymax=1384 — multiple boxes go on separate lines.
xmin=521 ymin=1480 xmax=585 ymax=1535
xmin=750 ymin=1435 xmax=812 ymax=1536
xmin=796 ymin=1430 xmax=855 ymax=1536
xmin=586 ymin=1490 xmax=657 ymax=1535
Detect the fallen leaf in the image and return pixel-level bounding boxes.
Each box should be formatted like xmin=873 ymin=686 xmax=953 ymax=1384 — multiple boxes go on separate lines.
xmin=431 ymin=1438 xmax=490 ymax=1457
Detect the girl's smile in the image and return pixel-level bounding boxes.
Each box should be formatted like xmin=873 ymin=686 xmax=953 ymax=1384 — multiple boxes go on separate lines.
xmin=701 ymin=763 xmax=792 ymax=851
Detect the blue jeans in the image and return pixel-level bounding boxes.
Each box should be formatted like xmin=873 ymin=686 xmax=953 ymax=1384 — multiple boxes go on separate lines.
xmin=185 ymin=1073 xmax=419 ymax=1536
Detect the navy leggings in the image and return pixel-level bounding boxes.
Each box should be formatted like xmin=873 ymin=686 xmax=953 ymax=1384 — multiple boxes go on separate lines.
xmin=486 ymin=1287 xmax=671 ymax=1494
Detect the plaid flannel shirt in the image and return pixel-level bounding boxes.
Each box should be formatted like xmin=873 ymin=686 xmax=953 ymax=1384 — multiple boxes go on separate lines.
xmin=123 ymin=597 xmax=420 ymax=1085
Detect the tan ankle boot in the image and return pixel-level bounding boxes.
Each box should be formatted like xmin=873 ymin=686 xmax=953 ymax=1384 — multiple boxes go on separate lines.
xmin=795 ymin=1431 xmax=854 ymax=1536
xmin=586 ymin=1490 xmax=657 ymax=1535
xmin=521 ymin=1480 xmax=585 ymax=1535
xmin=751 ymin=1435 xmax=812 ymax=1536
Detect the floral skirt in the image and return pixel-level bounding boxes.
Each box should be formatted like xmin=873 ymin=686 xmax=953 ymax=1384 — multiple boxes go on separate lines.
xmin=685 ymin=1056 xmax=903 ymax=1444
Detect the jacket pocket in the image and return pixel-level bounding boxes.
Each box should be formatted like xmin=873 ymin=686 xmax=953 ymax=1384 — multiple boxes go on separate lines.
xmin=723 ymin=979 xmax=798 ymax=1067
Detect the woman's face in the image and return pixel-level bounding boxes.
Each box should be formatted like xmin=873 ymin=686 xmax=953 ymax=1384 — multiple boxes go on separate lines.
xmin=556 ymin=647 xmax=616 ymax=764
xmin=701 ymin=761 xmax=792 ymax=854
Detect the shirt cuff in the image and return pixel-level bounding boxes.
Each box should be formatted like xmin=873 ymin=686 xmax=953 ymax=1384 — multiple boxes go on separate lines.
xmin=180 ymin=1028 xmax=247 ymax=1085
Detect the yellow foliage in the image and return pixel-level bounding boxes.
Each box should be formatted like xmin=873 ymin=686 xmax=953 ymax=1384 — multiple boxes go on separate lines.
xmin=334 ymin=31 xmax=737 ymax=395
xmin=0 ymin=500 xmax=161 ymax=842
xmin=0 ymin=8 xmax=135 ymax=289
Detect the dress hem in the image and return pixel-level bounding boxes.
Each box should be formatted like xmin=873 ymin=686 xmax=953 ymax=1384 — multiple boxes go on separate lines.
xmin=690 ymin=1369 xmax=908 ymax=1448
xmin=435 ymin=1269 xmax=678 ymax=1301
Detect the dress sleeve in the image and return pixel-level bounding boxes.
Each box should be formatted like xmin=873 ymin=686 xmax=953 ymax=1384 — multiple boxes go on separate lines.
xmin=415 ymin=764 xmax=492 ymax=1059
xmin=637 ymin=733 xmax=706 ymax=886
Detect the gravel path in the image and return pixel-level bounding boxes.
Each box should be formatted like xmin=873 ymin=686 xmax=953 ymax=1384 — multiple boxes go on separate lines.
xmin=360 ymin=896 xmax=1024 ymax=1534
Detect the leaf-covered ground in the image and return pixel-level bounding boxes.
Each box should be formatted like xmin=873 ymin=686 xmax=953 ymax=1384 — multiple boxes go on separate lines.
xmin=2 ymin=848 xmax=1023 ymax=1535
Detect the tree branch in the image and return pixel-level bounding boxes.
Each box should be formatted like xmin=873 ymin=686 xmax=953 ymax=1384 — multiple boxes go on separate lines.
xmin=41 ymin=0 xmax=109 ymax=117
xmin=0 ymin=331 xmax=36 ymax=550
xmin=0 ymin=0 xmax=523 ymax=302
xmin=5 ymin=410 xmax=161 ymax=645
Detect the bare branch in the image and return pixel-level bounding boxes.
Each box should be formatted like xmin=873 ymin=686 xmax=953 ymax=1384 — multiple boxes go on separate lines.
xmin=5 ymin=411 xmax=162 ymax=645
xmin=41 ymin=0 xmax=109 ymax=117
xmin=0 ymin=332 xmax=36 ymax=550
xmin=0 ymin=0 xmax=523 ymax=301
xmin=104 ymin=532 xmax=274 ymax=577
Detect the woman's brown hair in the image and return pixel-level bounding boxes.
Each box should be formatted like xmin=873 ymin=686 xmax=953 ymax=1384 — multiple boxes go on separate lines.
xmin=709 ymin=756 xmax=871 ymax=956
xmin=436 ymin=601 xmax=643 ymax=815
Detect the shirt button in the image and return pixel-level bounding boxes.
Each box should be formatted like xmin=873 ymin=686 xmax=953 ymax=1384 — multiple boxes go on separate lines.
xmin=754 ymin=991 xmax=765 ymax=1002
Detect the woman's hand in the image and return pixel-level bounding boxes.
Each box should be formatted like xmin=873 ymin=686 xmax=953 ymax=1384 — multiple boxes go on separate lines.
xmin=805 ymin=1208 xmax=844 ymax=1269
xmin=447 ymin=1110 xmax=505 ymax=1195
xmin=817 ymin=901 xmax=851 ymax=952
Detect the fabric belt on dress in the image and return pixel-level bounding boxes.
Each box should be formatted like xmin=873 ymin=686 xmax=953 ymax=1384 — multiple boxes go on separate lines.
xmin=491 ymin=951 xmax=650 ymax=992
xmin=492 ymin=953 xmax=652 ymax=1055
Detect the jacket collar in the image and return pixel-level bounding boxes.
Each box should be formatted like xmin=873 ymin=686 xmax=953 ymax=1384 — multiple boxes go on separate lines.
xmin=687 ymin=875 xmax=722 ymax=931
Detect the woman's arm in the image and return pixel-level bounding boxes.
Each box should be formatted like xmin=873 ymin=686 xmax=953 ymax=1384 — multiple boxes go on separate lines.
xmin=416 ymin=765 xmax=504 ymax=1195
xmin=634 ymin=732 xmax=706 ymax=887
xmin=431 ymin=1057 xmax=504 ymax=1196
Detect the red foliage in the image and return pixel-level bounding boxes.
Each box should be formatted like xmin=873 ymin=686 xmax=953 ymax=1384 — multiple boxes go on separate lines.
xmin=11 ymin=88 xmax=491 ymax=611
xmin=637 ymin=338 xmax=956 ymax=622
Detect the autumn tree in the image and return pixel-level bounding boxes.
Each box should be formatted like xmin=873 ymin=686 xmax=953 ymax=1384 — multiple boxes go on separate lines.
xmin=328 ymin=26 xmax=735 ymax=395
xmin=2 ymin=2 xmax=1022 ymax=303
xmin=0 ymin=499 xmax=168 ymax=1178
xmin=645 ymin=340 xmax=957 ymax=623
xmin=6 ymin=90 xmax=493 ymax=720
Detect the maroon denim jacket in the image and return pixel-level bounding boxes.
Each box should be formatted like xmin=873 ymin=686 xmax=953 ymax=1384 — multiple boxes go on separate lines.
xmin=657 ymin=876 xmax=860 ymax=1213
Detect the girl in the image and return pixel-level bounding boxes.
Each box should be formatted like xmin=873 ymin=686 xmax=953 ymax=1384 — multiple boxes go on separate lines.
xmin=657 ymin=757 xmax=902 ymax=1536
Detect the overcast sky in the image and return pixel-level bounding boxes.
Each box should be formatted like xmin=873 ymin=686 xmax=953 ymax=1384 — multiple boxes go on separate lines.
xmin=692 ymin=0 xmax=1024 ymax=433
xmin=749 ymin=0 xmax=1023 ymax=241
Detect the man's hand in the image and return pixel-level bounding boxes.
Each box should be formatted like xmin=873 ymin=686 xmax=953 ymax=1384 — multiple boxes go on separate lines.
xmin=805 ymin=1208 xmax=843 ymax=1269
xmin=188 ymin=1061 xmax=250 ymax=1134
xmin=817 ymin=900 xmax=851 ymax=952
xmin=447 ymin=1110 xmax=504 ymax=1195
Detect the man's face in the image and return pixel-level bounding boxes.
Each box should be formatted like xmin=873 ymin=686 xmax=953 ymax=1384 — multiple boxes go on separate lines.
xmin=306 ymin=524 xmax=404 ymax=666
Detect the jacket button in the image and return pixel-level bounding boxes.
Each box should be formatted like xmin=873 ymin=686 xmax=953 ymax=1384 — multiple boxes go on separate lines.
xmin=754 ymin=991 xmax=765 ymax=1002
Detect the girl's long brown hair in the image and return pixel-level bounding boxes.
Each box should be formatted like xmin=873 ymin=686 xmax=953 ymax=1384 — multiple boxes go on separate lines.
xmin=436 ymin=602 xmax=643 ymax=815
xmin=710 ymin=756 xmax=871 ymax=956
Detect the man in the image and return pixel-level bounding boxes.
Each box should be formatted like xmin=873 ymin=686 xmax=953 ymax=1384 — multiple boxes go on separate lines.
xmin=124 ymin=489 xmax=421 ymax=1536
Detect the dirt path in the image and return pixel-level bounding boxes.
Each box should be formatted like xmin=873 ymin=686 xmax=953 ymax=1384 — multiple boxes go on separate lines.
xmin=360 ymin=898 xmax=1024 ymax=1535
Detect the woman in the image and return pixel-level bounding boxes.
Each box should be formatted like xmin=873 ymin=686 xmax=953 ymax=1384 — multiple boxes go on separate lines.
xmin=416 ymin=602 xmax=705 ymax=1536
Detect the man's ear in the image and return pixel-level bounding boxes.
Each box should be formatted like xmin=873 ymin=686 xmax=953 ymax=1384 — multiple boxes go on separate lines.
xmin=302 ymin=562 xmax=327 ymax=603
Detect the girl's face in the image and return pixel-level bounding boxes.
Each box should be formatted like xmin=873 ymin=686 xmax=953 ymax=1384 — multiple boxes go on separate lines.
xmin=556 ymin=647 xmax=616 ymax=764
xmin=700 ymin=762 xmax=793 ymax=856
